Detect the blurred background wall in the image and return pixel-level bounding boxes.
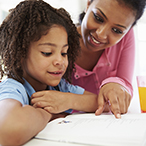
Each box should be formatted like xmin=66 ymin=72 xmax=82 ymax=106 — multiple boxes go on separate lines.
xmin=0 ymin=0 xmax=87 ymax=24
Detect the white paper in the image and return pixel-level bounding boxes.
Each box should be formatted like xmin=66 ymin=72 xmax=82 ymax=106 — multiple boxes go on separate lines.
xmin=36 ymin=113 xmax=146 ymax=146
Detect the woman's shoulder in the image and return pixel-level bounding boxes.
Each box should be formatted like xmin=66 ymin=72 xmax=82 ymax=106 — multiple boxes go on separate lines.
xmin=110 ymin=28 xmax=135 ymax=50
xmin=121 ymin=28 xmax=134 ymax=43
xmin=124 ymin=28 xmax=134 ymax=39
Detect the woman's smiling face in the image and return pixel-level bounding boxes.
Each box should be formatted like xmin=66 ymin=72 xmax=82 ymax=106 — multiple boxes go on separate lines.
xmin=81 ymin=0 xmax=136 ymax=52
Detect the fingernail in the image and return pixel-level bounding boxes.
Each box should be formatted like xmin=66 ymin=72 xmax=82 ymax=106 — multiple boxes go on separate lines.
xmin=117 ymin=114 xmax=121 ymax=119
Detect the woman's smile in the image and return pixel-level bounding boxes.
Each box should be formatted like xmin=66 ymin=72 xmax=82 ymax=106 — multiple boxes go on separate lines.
xmin=89 ymin=32 xmax=107 ymax=47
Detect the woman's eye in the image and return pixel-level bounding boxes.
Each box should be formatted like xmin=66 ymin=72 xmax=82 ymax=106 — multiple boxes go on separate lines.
xmin=41 ymin=52 xmax=52 ymax=56
xmin=112 ymin=28 xmax=123 ymax=34
xmin=93 ymin=12 xmax=104 ymax=23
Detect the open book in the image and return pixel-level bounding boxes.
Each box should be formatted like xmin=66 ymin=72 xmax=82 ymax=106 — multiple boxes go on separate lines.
xmin=36 ymin=113 xmax=146 ymax=146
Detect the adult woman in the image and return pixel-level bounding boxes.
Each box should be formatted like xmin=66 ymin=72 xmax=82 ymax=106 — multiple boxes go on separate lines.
xmin=72 ymin=0 xmax=146 ymax=118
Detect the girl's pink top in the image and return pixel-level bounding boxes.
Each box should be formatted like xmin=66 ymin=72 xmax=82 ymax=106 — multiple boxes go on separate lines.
xmin=72 ymin=28 xmax=135 ymax=97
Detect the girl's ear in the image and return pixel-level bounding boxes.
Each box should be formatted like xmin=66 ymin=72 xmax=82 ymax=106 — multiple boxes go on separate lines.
xmin=85 ymin=0 xmax=93 ymax=13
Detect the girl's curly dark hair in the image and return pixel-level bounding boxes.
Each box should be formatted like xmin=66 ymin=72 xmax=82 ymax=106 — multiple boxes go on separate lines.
xmin=0 ymin=0 xmax=80 ymax=84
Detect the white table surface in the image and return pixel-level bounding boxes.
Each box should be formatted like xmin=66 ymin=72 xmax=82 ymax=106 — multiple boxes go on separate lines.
xmin=23 ymin=80 xmax=142 ymax=146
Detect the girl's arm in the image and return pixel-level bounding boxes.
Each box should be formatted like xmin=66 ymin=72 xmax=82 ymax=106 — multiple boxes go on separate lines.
xmin=0 ymin=99 xmax=52 ymax=146
xmin=31 ymin=90 xmax=98 ymax=114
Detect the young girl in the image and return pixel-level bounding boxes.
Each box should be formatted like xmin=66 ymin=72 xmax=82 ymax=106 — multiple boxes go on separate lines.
xmin=0 ymin=0 xmax=98 ymax=145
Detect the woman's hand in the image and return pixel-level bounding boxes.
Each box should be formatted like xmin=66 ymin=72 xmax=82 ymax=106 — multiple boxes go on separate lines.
xmin=31 ymin=90 xmax=71 ymax=114
xmin=95 ymin=82 xmax=131 ymax=118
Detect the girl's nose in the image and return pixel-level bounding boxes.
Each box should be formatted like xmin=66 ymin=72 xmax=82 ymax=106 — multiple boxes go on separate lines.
xmin=53 ymin=55 xmax=65 ymax=66
xmin=96 ymin=25 xmax=108 ymax=40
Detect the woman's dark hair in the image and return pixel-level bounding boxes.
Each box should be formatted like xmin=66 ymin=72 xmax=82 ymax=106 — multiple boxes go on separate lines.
xmin=79 ymin=0 xmax=146 ymax=26
xmin=0 ymin=0 xmax=81 ymax=84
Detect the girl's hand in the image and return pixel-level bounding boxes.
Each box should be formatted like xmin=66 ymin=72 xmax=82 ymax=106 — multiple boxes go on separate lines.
xmin=31 ymin=90 xmax=71 ymax=114
xmin=95 ymin=83 xmax=131 ymax=118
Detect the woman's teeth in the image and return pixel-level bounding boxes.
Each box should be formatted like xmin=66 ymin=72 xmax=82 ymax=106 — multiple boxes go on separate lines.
xmin=92 ymin=36 xmax=100 ymax=44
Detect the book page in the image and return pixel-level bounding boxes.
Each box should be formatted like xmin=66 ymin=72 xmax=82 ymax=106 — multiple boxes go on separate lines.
xmin=36 ymin=113 xmax=146 ymax=146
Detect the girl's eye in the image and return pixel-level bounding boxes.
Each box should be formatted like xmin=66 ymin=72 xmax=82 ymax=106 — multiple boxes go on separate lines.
xmin=93 ymin=12 xmax=104 ymax=23
xmin=61 ymin=53 xmax=68 ymax=57
xmin=112 ymin=28 xmax=123 ymax=34
xmin=41 ymin=52 xmax=52 ymax=56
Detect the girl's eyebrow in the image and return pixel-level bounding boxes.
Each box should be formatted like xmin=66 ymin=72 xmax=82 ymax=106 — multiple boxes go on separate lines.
xmin=63 ymin=44 xmax=69 ymax=48
xmin=38 ymin=43 xmax=69 ymax=48
xmin=96 ymin=8 xmax=127 ymax=29
xmin=38 ymin=43 xmax=56 ymax=47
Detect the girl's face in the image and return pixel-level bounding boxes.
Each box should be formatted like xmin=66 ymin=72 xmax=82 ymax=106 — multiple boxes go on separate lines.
xmin=81 ymin=0 xmax=136 ymax=52
xmin=23 ymin=25 xmax=69 ymax=91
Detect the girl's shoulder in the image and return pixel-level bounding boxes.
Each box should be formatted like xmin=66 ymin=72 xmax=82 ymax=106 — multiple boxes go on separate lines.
xmin=0 ymin=78 xmax=28 ymax=105
xmin=0 ymin=78 xmax=26 ymax=94
xmin=0 ymin=78 xmax=23 ymax=87
xmin=58 ymin=78 xmax=85 ymax=94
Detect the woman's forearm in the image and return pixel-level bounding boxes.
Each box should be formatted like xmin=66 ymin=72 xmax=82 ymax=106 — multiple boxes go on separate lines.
xmin=69 ymin=90 xmax=98 ymax=112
